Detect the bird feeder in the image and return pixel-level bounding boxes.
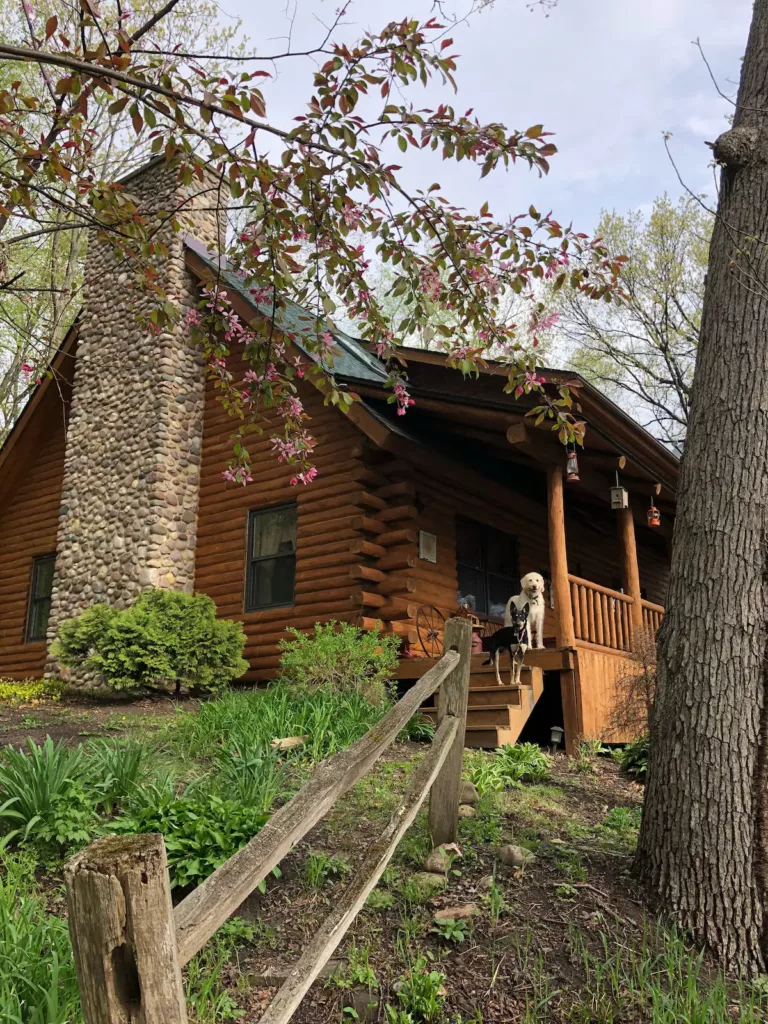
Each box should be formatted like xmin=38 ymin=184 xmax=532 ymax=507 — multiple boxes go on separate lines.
xmin=565 ymin=446 xmax=580 ymax=482
xmin=647 ymin=500 xmax=661 ymax=528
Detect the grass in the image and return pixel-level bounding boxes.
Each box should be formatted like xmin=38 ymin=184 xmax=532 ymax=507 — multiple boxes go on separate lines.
xmin=566 ymin=920 xmax=768 ymax=1022
xmin=0 ymin=846 xmax=81 ymax=1023
xmin=2 ymin=685 xmax=766 ymax=1024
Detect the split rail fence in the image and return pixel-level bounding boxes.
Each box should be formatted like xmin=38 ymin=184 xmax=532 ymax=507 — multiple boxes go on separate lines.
xmin=63 ymin=617 xmax=473 ymax=1024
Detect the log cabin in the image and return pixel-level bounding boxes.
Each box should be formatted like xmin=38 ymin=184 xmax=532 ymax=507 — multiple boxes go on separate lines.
xmin=0 ymin=158 xmax=677 ymax=752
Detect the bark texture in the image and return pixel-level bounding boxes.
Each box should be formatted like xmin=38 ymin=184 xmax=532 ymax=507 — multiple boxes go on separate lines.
xmin=637 ymin=0 xmax=768 ymax=973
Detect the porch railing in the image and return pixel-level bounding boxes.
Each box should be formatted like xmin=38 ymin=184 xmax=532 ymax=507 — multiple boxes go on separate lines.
xmin=641 ymin=598 xmax=665 ymax=636
xmin=568 ymin=574 xmax=634 ymax=651
xmin=568 ymin=574 xmax=665 ymax=652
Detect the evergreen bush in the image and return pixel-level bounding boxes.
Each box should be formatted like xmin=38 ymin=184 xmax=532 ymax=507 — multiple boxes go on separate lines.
xmin=52 ymin=588 xmax=248 ymax=694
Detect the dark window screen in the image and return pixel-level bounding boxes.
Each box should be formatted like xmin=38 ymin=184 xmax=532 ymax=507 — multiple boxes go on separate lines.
xmin=245 ymin=504 xmax=297 ymax=611
xmin=456 ymin=517 xmax=519 ymax=619
xmin=26 ymin=553 xmax=56 ymax=642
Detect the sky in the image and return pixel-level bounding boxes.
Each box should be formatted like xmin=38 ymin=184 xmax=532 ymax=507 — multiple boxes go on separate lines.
xmin=218 ymin=0 xmax=752 ymax=238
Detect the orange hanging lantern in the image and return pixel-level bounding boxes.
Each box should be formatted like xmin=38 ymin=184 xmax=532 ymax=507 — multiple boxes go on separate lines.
xmin=566 ymin=446 xmax=580 ymax=482
xmin=647 ymin=500 xmax=661 ymax=528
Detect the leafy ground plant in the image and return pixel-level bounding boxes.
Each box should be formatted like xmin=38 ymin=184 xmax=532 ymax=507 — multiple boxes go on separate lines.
xmin=169 ymin=684 xmax=384 ymax=764
xmin=431 ymin=917 xmax=469 ymax=943
xmin=305 ymin=850 xmax=350 ymax=889
xmin=0 ymin=677 xmax=64 ymax=706
xmin=186 ymin=917 xmax=256 ymax=1024
xmin=84 ymin=737 xmax=147 ymax=813
xmin=465 ymin=743 xmax=550 ymax=795
xmin=388 ymin=955 xmax=447 ymax=1023
xmin=0 ymin=737 xmax=93 ymax=853
xmin=619 ymin=733 xmax=649 ymax=782
xmin=110 ymin=791 xmax=270 ymax=889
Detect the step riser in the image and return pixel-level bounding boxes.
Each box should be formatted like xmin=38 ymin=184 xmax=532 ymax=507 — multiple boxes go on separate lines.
xmin=423 ymin=706 xmax=514 ymax=729
xmin=466 ymin=688 xmax=522 ymax=708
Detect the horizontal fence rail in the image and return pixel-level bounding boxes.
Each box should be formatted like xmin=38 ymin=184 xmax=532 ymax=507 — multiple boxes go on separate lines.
xmin=64 ymin=618 xmax=473 ymax=1024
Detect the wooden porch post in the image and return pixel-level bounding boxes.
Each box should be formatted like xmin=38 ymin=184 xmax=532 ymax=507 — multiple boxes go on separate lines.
xmin=546 ymin=463 xmax=575 ymax=648
xmin=547 ymin=464 xmax=579 ymax=755
xmin=618 ymin=507 xmax=644 ymax=634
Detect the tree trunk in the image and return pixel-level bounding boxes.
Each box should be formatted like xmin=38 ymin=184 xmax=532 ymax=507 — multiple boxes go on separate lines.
xmin=636 ymin=0 xmax=768 ymax=973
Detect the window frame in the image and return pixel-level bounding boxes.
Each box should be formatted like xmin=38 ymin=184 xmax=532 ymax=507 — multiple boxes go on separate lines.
xmin=455 ymin=516 xmax=519 ymax=621
xmin=26 ymin=552 xmax=57 ymax=643
xmin=244 ymin=503 xmax=298 ymax=613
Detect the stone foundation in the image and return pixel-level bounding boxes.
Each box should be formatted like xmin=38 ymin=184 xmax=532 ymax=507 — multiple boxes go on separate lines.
xmin=46 ymin=158 xmax=227 ymax=678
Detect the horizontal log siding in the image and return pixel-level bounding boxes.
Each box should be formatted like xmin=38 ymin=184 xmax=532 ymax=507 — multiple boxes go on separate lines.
xmin=194 ymin=369 xmax=368 ymax=680
xmin=0 ymin=386 xmax=71 ymax=679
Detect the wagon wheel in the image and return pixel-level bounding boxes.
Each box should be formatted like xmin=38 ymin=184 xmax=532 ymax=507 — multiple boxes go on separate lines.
xmin=416 ymin=605 xmax=445 ymax=658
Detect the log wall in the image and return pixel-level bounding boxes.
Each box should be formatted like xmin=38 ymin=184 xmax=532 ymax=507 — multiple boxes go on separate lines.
xmin=194 ymin=356 xmax=395 ymax=680
xmin=0 ymin=372 xmax=74 ymax=680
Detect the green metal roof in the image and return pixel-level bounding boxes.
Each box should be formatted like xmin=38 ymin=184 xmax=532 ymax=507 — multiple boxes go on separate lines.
xmin=185 ymin=237 xmax=388 ymax=385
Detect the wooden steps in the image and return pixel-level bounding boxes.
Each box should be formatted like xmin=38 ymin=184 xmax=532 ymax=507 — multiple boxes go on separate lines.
xmin=421 ymin=663 xmax=545 ymax=748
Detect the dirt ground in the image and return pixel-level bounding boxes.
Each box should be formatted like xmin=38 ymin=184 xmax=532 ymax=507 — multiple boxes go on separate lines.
xmin=0 ymin=692 xmax=187 ymax=748
xmin=218 ymin=755 xmax=655 ymax=1024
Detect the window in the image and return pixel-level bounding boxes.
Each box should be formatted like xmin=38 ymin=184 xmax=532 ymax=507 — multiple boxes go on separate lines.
xmin=26 ymin=553 xmax=56 ymax=642
xmin=456 ymin=517 xmax=519 ymax=619
xmin=245 ymin=504 xmax=297 ymax=611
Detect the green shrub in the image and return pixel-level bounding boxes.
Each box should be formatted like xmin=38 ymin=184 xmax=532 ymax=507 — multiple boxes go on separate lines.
xmin=0 ymin=847 xmax=81 ymax=1022
xmin=53 ymin=588 xmax=248 ymax=694
xmin=110 ymin=791 xmax=270 ymax=889
xmin=0 ymin=738 xmax=93 ymax=852
xmin=0 ymin=677 xmax=64 ymax=706
xmin=619 ymin=733 xmax=649 ymax=782
xmin=278 ymin=621 xmax=400 ymax=704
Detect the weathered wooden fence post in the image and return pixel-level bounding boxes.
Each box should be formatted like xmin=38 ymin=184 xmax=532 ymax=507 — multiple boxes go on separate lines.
xmin=428 ymin=616 xmax=472 ymax=846
xmin=64 ymin=833 xmax=187 ymax=1024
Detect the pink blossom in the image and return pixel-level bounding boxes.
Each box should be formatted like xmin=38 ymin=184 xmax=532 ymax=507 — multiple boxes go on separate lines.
xmin=290 ymin=466 xmax=318 ymax=486
xmin=343 ymin=206 xmax=362 ymax=230
xmin=222 ymin=467 xmax=253 ymax=486
xmin=530 ymin=311 xmax=560 ymax=333
xmin=186 ymin=309 xmax=202 ymax=327
xmin=281 ymin=395 xmax=304 ymax=419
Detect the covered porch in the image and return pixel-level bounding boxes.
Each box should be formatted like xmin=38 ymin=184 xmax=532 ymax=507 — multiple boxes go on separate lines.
xmin=349 ymin=352 xmax=675 ymax=752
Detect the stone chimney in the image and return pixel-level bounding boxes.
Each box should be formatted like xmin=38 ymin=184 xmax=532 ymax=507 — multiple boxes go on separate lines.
xmin=46 ymin=158 xmax=226 ymax=668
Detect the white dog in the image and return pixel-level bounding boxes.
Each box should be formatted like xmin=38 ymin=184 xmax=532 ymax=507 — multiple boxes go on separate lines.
xmin=504 ymin=571 xmax=546 ymax=649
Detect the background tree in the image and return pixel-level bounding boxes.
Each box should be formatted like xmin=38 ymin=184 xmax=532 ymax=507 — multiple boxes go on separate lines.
xmin=554 ymin=195 xmax=710 ymax=454
xmin=0 ymin=3 xmax=625 ymax=482
xmin=637 ymin=0 xmax=768 ymax=974
xmin=0 ymin=0 xmax=245 ymax=439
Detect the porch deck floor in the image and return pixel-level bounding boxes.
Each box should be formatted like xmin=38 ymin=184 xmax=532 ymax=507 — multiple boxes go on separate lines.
xmin=395 ymin=646 xmax=573 ymax=679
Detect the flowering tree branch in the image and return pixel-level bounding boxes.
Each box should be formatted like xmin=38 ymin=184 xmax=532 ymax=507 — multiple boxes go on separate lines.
xmin=0 ymin=3 xmax=625 ymax=484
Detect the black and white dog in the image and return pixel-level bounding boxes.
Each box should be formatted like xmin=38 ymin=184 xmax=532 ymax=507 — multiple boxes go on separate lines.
xmin=481 ymin=602 xmax=529 ymax=686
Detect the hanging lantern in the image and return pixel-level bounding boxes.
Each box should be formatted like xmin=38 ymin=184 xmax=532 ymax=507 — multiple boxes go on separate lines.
xmin=610 ymin=471 xmax=628 ymax=510
xmin=647 ymin=500 xmax=661 ymax=528
xmin=565 ymin=446 xmax=580 ymax=482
